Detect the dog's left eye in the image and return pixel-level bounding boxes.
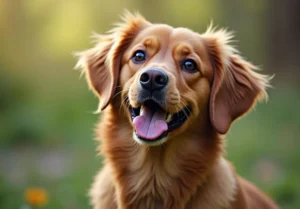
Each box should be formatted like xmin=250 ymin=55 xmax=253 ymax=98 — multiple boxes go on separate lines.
xmin=132 ymin=50 xmax=146 ymax=64
xmin=182 ymin=59 xmax=198 ymax=73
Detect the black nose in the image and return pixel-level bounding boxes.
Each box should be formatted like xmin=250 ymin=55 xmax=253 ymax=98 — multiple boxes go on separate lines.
xmin=140 ymin=69 xmax=168 ymax=91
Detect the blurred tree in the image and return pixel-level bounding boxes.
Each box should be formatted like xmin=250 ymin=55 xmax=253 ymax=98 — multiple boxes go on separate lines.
xmin=267 ymin=0 xmax=300 ymax=77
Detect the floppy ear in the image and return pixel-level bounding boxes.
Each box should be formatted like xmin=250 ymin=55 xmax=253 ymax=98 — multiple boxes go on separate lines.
xmin=75 ymin=11 xmax=150 ymax=112
xmin=202 ymin=27 xmax=271 ymax=134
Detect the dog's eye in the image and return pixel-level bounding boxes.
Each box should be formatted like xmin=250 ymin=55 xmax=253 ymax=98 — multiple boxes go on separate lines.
xmin=132 ymin=50 xmax=146 ymax=64
xmin=182 ymin=59 xmax=198 ymax=73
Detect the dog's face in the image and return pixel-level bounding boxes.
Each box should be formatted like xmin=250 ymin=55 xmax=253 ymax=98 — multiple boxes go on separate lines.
xmin=76 ymin=12 xmax=269 ymax=146
xmin=120 ymin=25 xmax=213 ymax=145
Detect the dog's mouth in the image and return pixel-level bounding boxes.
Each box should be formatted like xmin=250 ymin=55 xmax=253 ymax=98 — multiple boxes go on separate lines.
xmin=129 ymin=99 xmax=191 ymax=143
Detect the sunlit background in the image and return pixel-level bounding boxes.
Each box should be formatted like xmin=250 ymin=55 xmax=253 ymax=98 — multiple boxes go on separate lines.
xmin=1 ymin=0 xmax=299 ymax=208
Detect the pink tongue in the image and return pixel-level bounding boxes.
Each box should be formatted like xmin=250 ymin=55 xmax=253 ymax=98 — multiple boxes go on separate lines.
xmin=133 ymin=106 xmax=167 ymax=140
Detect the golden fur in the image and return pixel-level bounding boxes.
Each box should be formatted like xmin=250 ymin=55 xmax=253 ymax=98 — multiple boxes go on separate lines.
xmin=76 ymin=11 xmax=279 ymax=209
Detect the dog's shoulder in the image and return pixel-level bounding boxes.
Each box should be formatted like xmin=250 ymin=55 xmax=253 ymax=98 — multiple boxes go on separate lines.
xmin=231 ymin=176 xmax=280 ymax=209
xmin=89 ymin=165 xmax=117 ymax=209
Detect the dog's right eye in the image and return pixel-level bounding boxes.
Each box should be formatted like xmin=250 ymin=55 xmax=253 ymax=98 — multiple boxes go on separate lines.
xmin=132 ymin=50 xmax=146 ymax=64
xmin=182 ymin=59 xmax=198 ymax=73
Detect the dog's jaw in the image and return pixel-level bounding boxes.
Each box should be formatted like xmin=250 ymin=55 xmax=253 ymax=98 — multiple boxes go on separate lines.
xmin=133 ymin=132 xmax=168 ymax=146
xmin=128 ymin=99 xmax=192 ymax=146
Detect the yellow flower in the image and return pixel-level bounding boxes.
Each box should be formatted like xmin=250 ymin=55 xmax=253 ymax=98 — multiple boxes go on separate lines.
xmin=24 ymin=187 xmax=48 ymax=207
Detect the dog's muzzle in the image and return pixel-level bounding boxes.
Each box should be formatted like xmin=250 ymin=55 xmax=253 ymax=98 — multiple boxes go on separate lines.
xmin=128 ymin=68 xmax=192 ymax=144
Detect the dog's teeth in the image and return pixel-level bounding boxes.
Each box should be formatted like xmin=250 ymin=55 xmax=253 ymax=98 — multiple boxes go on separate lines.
xmin=140 ymin=106 xmax=144 ymax=115
xmin=166 ymin=113 xmax=172 ymax=122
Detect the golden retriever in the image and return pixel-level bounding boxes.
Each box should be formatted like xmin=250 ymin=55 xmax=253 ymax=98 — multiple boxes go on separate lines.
xmin=76 ymin=11 xmax=279 ymax=209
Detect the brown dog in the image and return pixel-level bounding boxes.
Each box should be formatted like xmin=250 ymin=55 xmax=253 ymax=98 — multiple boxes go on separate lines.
xmin=76 ymin=11 xmax=279 ymax=209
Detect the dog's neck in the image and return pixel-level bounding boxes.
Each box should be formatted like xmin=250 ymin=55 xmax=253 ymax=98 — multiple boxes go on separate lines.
xmin=96 ymin=105 xmax=230 ymax=209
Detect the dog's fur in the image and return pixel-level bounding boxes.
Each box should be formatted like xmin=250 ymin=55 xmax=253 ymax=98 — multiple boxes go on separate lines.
xmin=76 ymin=12 xmax=279 ymax=209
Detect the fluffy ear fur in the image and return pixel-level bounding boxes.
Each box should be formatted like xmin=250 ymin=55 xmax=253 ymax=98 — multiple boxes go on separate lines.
xmin=75 ymin=11 xmax=150 ymax=112
xmin=202 ymin=27 xmax=271 ymax=134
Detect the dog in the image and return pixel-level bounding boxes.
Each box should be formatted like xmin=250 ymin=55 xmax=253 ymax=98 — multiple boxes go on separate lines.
xmin=76 ymin=11 xmax=279 ymax=209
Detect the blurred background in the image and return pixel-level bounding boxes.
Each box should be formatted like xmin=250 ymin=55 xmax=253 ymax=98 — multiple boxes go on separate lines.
xmin=0 ymin=0 xmax=299 ymax=208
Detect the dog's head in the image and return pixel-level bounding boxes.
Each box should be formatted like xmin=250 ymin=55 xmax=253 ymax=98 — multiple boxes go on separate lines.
xmin=76 ymin=12 xmax=270 ymax=146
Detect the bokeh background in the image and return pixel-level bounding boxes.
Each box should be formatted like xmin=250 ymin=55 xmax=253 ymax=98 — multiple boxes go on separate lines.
xmin=1 ymin=0 xmax=299 ymax=208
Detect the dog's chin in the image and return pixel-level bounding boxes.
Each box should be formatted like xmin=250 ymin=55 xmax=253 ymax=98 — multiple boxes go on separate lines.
xmin=128 ymin=99 xmax=192 ymax=146
xmin=133 ymin=132 xmax=168 ymax=146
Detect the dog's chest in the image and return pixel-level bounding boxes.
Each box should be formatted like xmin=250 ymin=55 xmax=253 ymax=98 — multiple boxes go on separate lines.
xmin=124 ymin=148 xmax=179 ymax=208
xmin=123 ymin=156 xmax=237 ymax=209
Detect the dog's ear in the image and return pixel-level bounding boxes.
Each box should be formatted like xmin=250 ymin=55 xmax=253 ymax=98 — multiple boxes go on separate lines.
xmin=202 ymin=27 xmax=271 ymax=134
xmin=75 ymin=11 xmax=150 ymax=112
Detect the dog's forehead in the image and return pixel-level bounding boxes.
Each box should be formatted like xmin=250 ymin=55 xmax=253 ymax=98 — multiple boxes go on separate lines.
xmin=131 ymin=24 xmax=205 ymax=51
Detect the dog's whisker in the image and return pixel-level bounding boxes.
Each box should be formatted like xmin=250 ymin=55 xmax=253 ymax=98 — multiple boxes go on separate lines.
xmin=179 ymin=93 xmax=189 ymax=98
xmin=176 ymin=101 xmax=193 ymax=126
xmin=119 ymin=96 xmax=129 ymax=113
xmin=113 ymin=89 xmax=126 ymax=99
xmin=181 ymin=99 xmax=192 ymax=115
xmin=179 ymin=98 xmax=192 ymax=115
xmin=174 ymin=105 xmax=181 ymax=120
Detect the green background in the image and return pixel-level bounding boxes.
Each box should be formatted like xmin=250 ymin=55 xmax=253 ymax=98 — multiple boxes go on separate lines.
xmin=1 ymin=0 xmax=299 ymax=208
